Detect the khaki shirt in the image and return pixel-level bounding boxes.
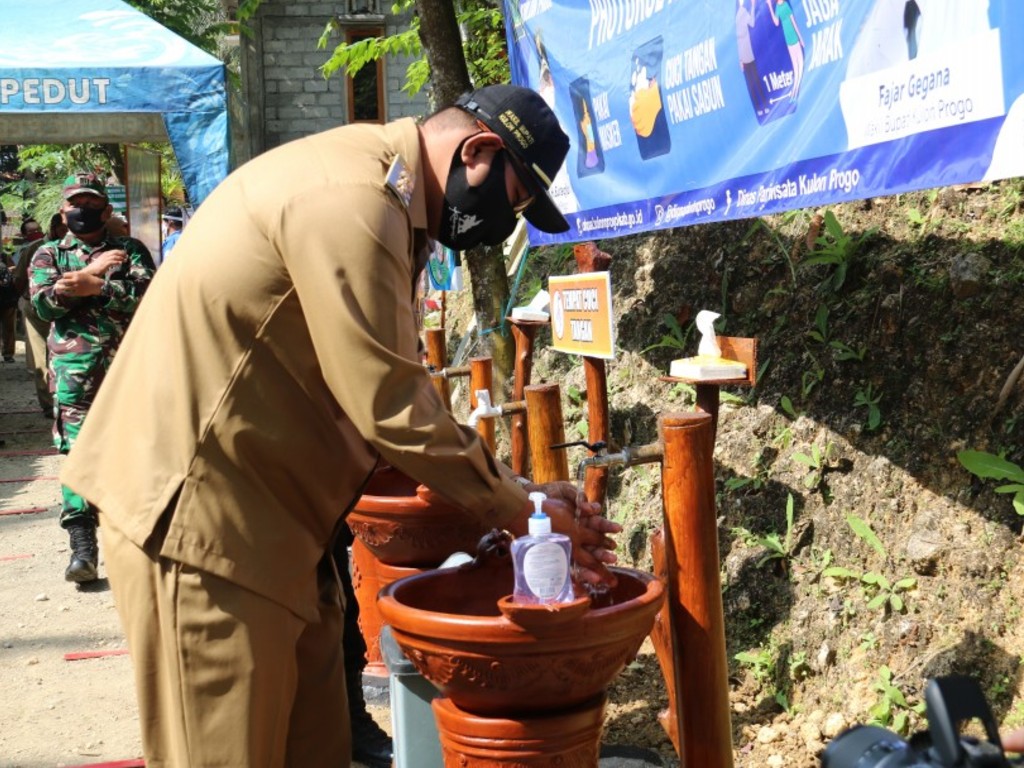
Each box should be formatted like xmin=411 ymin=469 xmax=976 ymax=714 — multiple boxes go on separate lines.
xmin=62 ymin=119 xmax=528 ymax=621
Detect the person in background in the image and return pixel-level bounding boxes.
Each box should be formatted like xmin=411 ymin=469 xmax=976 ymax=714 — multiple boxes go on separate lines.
xmin=13 ymin=214 xmax=65 ymax=413
xmin=0 ymin=219 xmax=32 ymax=362
xmin=30 ymin=172 xmax=155 ymax=584
xmin=60 ymin=84 xmax=617 ymax=768
xmin=161 ymin=206 xmax=184 ymax=259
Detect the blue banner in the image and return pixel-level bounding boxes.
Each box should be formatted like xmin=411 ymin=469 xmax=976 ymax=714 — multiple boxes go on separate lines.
xmin=0 ymin=0 xmax=228 ymax=207
xmin=504 ymin=1 xmax=1024 ymax=244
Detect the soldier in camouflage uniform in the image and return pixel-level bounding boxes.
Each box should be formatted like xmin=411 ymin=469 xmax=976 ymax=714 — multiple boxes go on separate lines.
xmin=30 ymin=172 xmax=155 ymax=583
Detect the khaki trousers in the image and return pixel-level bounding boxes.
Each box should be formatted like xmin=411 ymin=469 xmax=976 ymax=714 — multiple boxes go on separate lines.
xmin=101 ymin=521 xmax=350 ymax=768
xmin=19 ymin=297 xmax=51 ymax=411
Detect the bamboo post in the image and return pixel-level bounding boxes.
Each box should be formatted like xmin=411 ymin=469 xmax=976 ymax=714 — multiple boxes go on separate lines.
xmin=470 ymin=356 xmax=495 ymax=452
xmin=425 ymin=327 xmax=452 ymax=412
xmin=508 ymin=319 xmax=545 ymax=476
xmin=573 ymin=241 xmax=612 ymax=505
xmin=660 ymin=411 xmax=733 ymax=768
xmin=524 ymin=383 xmax=569 ymax=484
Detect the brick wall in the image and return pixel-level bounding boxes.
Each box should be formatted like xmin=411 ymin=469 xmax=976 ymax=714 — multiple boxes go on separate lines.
xmin=239 ymin=1 xmax=430 ymax=159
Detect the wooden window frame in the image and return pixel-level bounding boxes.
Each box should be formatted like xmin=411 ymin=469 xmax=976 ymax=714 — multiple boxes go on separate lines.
xmin=345 ymin=26 xmax=385 ymax=124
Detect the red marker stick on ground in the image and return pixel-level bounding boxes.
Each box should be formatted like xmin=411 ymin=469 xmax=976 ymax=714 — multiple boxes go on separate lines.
xmin=64 ymin=649 xmax=131 ymax=661
xmin=0 ymin=507 xmax=50 ymax=516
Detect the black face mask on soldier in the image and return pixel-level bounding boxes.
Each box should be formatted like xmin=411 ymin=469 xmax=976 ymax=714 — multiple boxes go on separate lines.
xmin=436 ymin=139 xmax=518 ymax=251
xmin=64 ymin=206 xmax=105 ymax=236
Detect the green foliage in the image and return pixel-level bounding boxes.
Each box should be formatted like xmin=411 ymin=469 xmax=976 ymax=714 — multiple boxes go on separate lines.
xmin=642 ymin=313 xmax=692 ymax=354
xmin=319 ymin=0 xmax=510 ymax=98
xmin=845 ymin=513 xmax=886 ymax=557
xmin=807 ymin=304 xmax=830 ymax=344
xmin=830 ymin=339 xmax=867 ymax=362
xmin=853 ymin=383 xmax=883 ymax=431
xmin=127 ymin=0 xmax=229 ymax=56
xmin=734 ymin=646 xmax=774 ymax=684
xmin=801 ymin=363 xmax=824 ymax=399
xmin=780 ymin=395 xmax=800 ymax=419
xmin=803 ymin=210 xmax=877 ymax=293
xmin=868 ymin=667 xmax=925 ymax=735
xmin=793 ymin=441 xmax=835 ymax=490
xmin=823 ymin=566 xmax=916 ymax=613
xmin=732 ymin=494 xmax=796 ymax=569
xmin=744 ymin=217 xmax=797 ymax=285
xmin=957 ymin=450 xmax=1024 ymax=515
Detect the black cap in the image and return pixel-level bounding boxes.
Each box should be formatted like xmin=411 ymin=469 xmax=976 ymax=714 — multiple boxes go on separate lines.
xmin=162 ymin=207 xmax=184 ymax=222
xmin=456 ymin=84 xmax=570 ymax=234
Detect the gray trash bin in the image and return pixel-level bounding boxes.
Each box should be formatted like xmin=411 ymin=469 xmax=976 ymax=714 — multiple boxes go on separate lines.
xmin=380 ymin=624 xmax=443 ymax=768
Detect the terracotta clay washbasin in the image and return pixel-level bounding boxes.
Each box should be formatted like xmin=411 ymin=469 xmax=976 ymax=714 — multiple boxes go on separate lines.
xmin=348 ymin=465 xmax=492 ymax=567
xmin=377 ymin=553 xmax=665 ymax=717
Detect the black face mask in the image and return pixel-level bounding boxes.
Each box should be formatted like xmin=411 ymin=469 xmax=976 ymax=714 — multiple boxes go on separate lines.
xmin=64 ymin=206 xmax=106 ymax=236
xmin=437 ymin=139 xmax=518 ymax=251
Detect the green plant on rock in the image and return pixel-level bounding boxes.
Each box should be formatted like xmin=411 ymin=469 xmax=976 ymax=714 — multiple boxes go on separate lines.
xmin=801 ymin=363 xmax=825 ymax=399
xmin=807 ymin=304 xmax=831 ymax=344
xmin=845 ymin=513 xmax=886 ymax=557
xmin=793 ymin=441 xmax=836 ymax=490
xmin=957 ymin=450 xmax=1024 ymax=515
xmin=823 ymin=566 xmax=915 ymax=613
xmin=804 ymin=210 xmax=877 ymax=293
xmin=854 ymin=383 xmax=883 ymax=431
xmin=868 ymin=666 xmax=925 ymax=735
xmin=642 ymin=313 xmax=691 ymax=354
xmin=734 ymin=645 xmax=775 ymax=685
xmin=732 ymin=494 xmax=796 ymax=570
xmin=830 ymin=339 xmax=867 ymax=362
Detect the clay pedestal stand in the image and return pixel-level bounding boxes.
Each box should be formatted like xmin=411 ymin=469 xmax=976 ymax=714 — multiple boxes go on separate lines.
xmin=348 ymin=465 xmax=492 ymax=676
xmin=378 ymin=552 xmax=665 ymax=768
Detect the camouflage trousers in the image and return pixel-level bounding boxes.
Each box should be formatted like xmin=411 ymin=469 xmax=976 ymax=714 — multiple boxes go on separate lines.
xmin=54 ymin=403 xmax=95 ymax=529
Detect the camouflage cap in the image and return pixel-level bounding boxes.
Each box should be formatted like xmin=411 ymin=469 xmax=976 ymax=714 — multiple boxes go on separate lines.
xmin=63 ymin=172 xmax=108 ymax=201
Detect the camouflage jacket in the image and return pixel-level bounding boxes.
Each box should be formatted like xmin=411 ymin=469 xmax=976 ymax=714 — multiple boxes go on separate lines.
xmin=30 ymin=232 xmax=155 ymax=406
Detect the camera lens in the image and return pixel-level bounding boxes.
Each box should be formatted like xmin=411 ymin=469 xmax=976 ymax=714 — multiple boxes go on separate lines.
xmin=822 ymin=725 xmax=922 ymax=768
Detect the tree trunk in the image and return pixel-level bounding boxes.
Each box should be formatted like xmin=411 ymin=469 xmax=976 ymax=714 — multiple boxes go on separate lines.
xmin=415 ymin=0 xmax=515 ymax=388
xmin=415 ymin=0 xmax=471 ymax=108
xmin=464 ymin=243 xmax=515 ymax=393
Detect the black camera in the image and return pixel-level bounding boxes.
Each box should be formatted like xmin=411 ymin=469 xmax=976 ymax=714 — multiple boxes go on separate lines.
xmin=822 ymin=676 xmax=1024 ymax=767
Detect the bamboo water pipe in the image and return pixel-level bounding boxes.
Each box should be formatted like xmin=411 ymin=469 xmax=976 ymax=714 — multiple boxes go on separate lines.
xmin=469 ymin=356 xmax=495 ymax=452
xmin=524 ymin=383 xmax=569 ymax=484
xmin=508 ymin=319 xmax=547 ymax=476
xmin=573 ymin=242 xmax=613 ymax=505
xmin=659 ymin=411 xmax=733 ymax=768
xmin=424 ymin=328 xmax=452 ymax=411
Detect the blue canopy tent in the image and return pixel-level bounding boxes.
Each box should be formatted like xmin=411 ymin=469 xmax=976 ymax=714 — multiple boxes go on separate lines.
xmin=0 ymin=0 xmax=228 ymax=207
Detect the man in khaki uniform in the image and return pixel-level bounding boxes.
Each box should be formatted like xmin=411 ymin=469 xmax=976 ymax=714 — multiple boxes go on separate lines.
xmin=62 ymin=84 xmax=619 ymax=767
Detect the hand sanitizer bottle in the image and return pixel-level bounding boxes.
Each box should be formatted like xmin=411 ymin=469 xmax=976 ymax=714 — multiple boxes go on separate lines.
xmin=511 ymin=492 xmax=575 ymax=605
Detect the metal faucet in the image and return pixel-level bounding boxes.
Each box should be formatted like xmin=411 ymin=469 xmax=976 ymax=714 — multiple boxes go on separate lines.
xmin=550 ymin=439 xmax=663 ymax=484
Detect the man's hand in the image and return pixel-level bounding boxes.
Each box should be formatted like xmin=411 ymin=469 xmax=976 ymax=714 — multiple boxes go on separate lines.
xmin=1003 ymin=728 xmax=1024 ymax=753
xmin=81 ymin=249 xmax=127 ymax=277
xmin=54 ymin=270 xmax=105 ymax=298
xmin=521 ymin=479 xmax=621 ymax=588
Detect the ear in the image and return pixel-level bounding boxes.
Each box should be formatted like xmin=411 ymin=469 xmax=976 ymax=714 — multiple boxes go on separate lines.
xmin=460 ymin=131 xmax=504 ymax=167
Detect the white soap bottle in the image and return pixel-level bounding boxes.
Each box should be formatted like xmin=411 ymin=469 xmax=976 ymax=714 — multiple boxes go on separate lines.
xmin=511 ymin=492 xmax=575 ymax=605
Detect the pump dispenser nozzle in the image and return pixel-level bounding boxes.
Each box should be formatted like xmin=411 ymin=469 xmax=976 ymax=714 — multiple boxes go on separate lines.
xmin=527 ymin=492 xmax=551 ymax=535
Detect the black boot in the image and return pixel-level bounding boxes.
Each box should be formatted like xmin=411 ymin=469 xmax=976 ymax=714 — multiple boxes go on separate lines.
xmin=350 ymin=688 xmax=393 ymax=768
xmin=65 ymin=521 xmax=99 ymax=583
